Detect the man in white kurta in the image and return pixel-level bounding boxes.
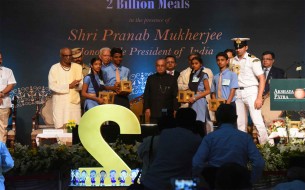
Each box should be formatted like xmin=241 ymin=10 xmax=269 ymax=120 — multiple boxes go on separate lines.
xmin=0 ymin=52 xmax=17 ymax=142
xmin=48 ymin=48 xmax=83 ymax=128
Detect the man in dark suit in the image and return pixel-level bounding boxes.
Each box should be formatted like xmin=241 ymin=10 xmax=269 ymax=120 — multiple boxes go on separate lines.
xmin=262 ymin=51 xmax=285 ymax=96
xmin=165 ymin=55 xmax=180 ymax=81
xmin=144 ymin=58 xmax=178 ymax=123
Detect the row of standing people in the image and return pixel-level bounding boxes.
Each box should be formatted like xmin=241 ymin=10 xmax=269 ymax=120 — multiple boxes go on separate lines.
xmin=142 ymin=47 xmax=300 ymax=188
xmin=43 ymin=42 xmax=290 ymax=190
xmin=182 ymin=38 xmax=285 ymax=144
xmin=48 ymin=47 xmax=131 ymax=129
xmin=47 ymin=38 xmax=285 ymax=146
xmin=0 ymin=38 xmax=286 ymax=144
xmin=145 ymin=38 xmax=285 ymax=146
xmin=48 ymin=47 xmax=183 ymax=129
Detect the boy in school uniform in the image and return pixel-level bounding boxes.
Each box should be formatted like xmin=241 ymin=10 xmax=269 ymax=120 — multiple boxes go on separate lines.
xmin=211 ymin=52 xmax=238 ymax=107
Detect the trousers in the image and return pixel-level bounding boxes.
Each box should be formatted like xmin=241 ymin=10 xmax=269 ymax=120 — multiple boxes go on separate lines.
xmin=0 ymin=108 xmax=10 ymax=143
xmin=235 ymin=86 xmax=268 ymax=144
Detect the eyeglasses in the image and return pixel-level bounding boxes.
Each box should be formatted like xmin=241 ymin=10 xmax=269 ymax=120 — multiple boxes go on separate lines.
xmin=262 ymin=58 xmax=273 ymax=61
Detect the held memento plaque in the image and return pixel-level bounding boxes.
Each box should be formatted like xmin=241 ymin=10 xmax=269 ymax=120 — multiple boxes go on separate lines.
xmin=99 ymin=92 xmax=115 ymax=104
xmin=118 ymin=81 xmax=132 ymax=95
xmin=177 ymin=90 xmax=195 ymax=103
xmin=208 ymin=98 xmax=226 ymax=112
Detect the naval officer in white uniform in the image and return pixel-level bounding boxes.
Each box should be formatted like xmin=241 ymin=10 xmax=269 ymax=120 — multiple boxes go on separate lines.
xmin=230 ymin=38 xmax=269 ymax=145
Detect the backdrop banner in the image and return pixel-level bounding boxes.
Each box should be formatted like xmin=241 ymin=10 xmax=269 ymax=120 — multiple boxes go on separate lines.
xmin=270 ymin=79 xmax=305 ymax=111
xmin=1 ymin=0 xmax=304 ymax=144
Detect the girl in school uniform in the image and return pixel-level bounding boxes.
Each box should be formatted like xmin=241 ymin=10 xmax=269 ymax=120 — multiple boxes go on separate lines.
xmin=81 ymin=57 xmax=105 ymax=111
xmin=188 ymin=57 xmax=211 ymax=127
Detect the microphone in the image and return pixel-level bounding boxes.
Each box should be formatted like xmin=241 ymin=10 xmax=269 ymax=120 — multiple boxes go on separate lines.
xmin=285 ymin=61 xmax=304 ymax=78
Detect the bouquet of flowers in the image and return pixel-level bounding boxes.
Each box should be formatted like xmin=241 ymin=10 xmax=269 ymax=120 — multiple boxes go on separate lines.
xmin=299 ymin=117 xmax=305 ymax=132
xmin=256 ymin=143 xmax=286 ymax=171
xmin=267 ymin=119 xmax=286 ymax=134
xmin=256 ymin=142 xmax=305 ymax=171
xmin=8 ymin=143 xmax=100 ymax=176
xmin=66 ymin=120 xmax=77 ymax=132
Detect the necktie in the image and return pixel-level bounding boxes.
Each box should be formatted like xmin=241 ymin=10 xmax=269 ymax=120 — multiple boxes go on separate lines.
xmin=217 ymin=73 xmax=222 ymax=98
xmin=168 ymin=71 xmax=173 ymax=75
xmin=116 ymin=67 xmax=120 ymax=82
xmin=264 ymin=68 xmax=268 ymax=78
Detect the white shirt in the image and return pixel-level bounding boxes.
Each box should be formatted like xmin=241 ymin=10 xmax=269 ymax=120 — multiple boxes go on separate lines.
xmin=166 ymin=70 xmax=175 ymax=76
xmin=178 ymin=67 xmax=192 ymax=90
xmin=264 ymin=67 xmax=271 ymax=78
xmin=0 ymin=66 xmax=16 ymax=108
xmin=231 ymin=52 xmax=263 ymax=88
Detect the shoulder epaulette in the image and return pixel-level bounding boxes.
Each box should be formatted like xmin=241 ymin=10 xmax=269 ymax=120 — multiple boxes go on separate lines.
xmin=248 ymin=54 xmax=260 ymax=62
xmin=248 ymin=54 xmax=256 ymax=58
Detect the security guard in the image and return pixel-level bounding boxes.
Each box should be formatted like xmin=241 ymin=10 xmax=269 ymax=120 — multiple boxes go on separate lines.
xmin=230 ymin=38 xmax=269 ymax=145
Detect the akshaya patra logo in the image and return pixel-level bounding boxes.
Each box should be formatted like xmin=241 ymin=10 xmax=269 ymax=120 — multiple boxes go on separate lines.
xmin=106 ymin=0 xmax=190 ymax=9
xmin=274 ymin=88 xmax=305 ymax=100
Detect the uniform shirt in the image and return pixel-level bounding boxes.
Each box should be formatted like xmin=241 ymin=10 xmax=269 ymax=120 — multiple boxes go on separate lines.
xmin=0 ymin=141 xmax=14 ymax=189
xmin=231 ymin=52 xmax=264 ymax=88
xmin=101 ymin=62 xmax=110 ymax=71
xmin=102 ymin=63 xmax=130 ymax=87
xmin=83 ymin=74 xmax=103 ymax=94
xmin=190 ymin=69 xmax=209 ymax=122
xmin=178 ymin=66 xmax=213 ymax=90
xmin=192 ymin=123 xmax=265 ymax=183
xmin=83 ymin=74 xmax=104 ymax=111
xmin=211 ymin=68 xmax=238 ymax=101
xmin=0 ymin=66 xmax=16 ymax=108
xmin=190 ymin=68 xmax=209 ymax=93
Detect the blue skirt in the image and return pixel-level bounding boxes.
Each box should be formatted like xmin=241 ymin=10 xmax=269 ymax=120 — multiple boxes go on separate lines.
xmin=191 ymin=98 xmax=208 ymax=122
